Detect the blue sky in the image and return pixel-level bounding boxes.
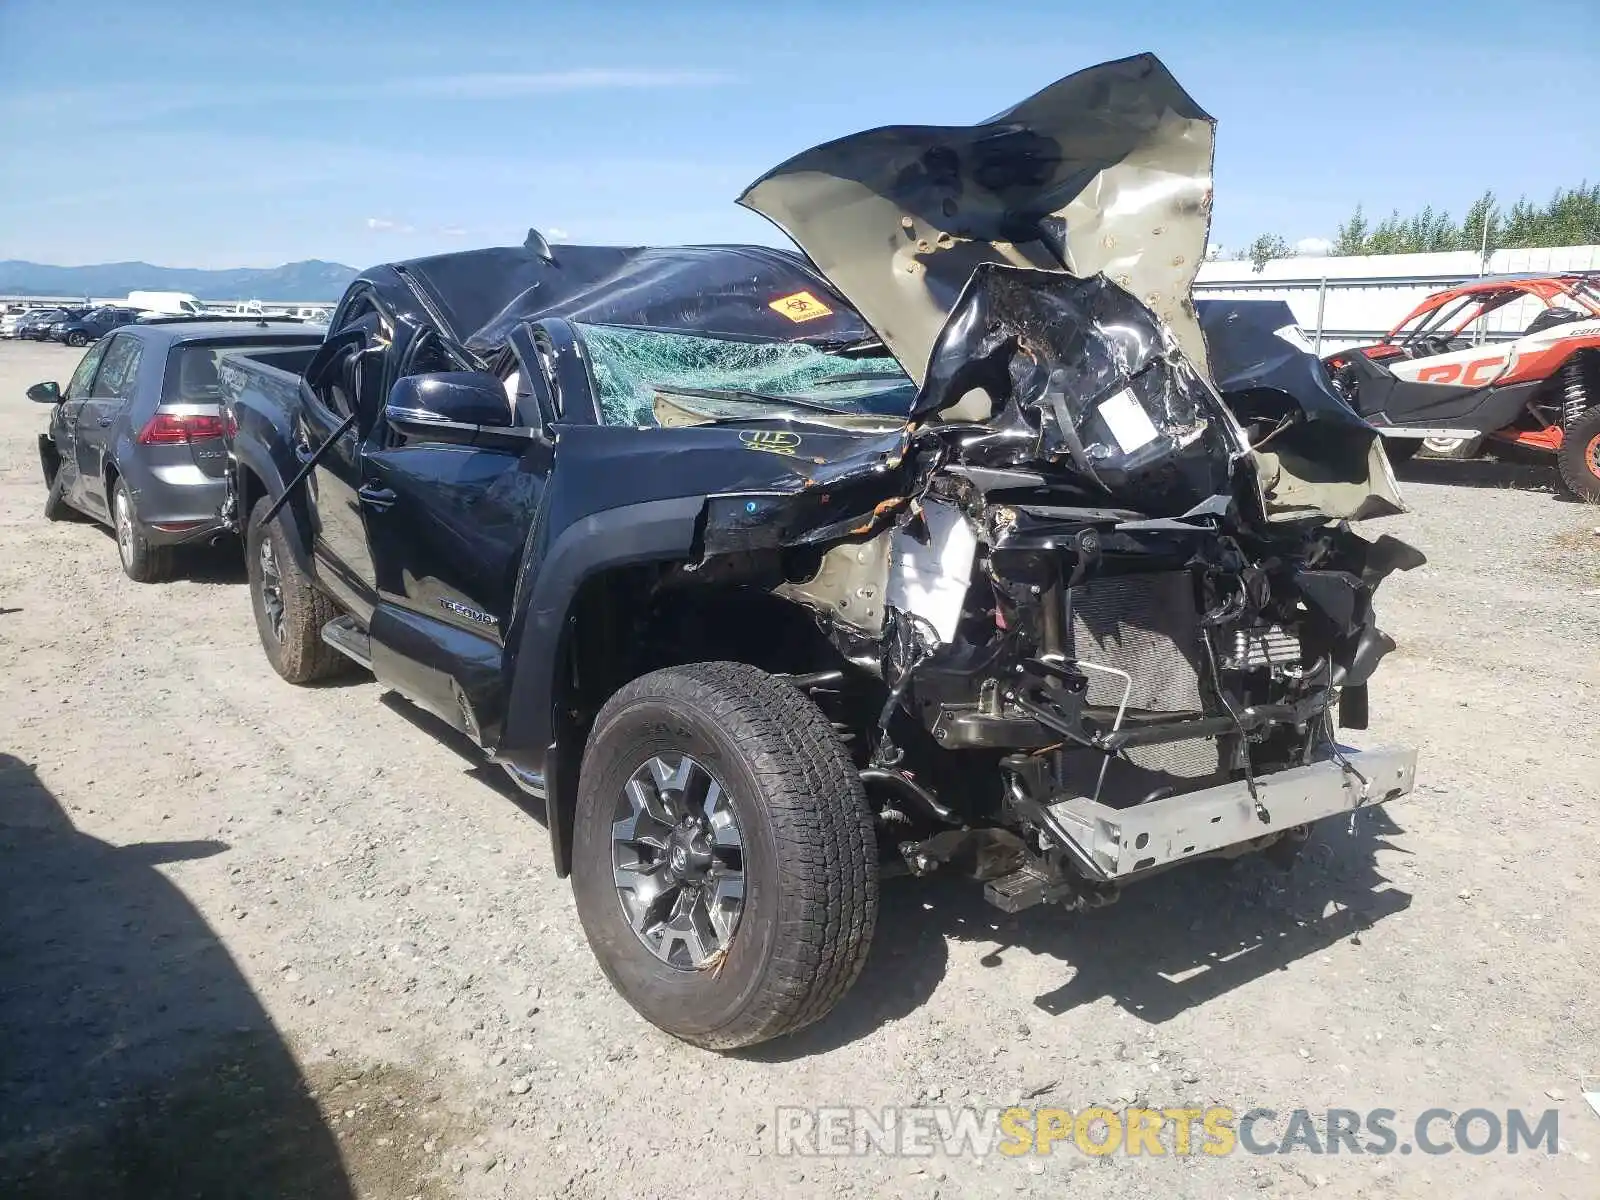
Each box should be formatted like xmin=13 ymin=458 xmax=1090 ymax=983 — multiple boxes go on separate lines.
xmin=1 ymin=0 xmax=1595 ymax=269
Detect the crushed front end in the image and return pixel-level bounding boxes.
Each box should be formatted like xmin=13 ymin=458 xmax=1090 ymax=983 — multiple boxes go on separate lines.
xmin=706 ymin=52 xmax=1423 ymax=909
xmin=733 ymin=265 xmax=1423 ymax=911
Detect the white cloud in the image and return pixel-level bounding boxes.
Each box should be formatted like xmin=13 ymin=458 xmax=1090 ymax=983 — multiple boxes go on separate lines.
xmin=1295 ymin=236 xmax=1333 ymax=256
xmin=366 ymin=217 xmax=415 ymax=234
xmin=547 ymin=227 xmax=571 ymax=242
xmin=439 ymin=225 xmax=468 ymax=238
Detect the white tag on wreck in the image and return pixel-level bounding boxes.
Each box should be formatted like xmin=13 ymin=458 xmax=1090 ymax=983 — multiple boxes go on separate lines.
xmin=1098 ymin=388 xmax=1160 ymax=454
xmin=887 ymin=502 xmax=978 ymax=645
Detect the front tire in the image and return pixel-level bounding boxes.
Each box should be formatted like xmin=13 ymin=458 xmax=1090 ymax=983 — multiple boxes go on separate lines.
xmin=245 ymin=495 xmax=347 ymax=683
xmin=113 ymin=478 xmax=174 ymax=583
xmin=1556 ymin=406 xmax=1600 ymax=503
xmin=571 ymin=662 xmax=877 ymax=1049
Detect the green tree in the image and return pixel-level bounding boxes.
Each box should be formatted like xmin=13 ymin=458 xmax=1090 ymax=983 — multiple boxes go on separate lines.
xmin=1243 ymin=233 xmax=1296 ymax=273
xmin=1459 ymin=191 xmax=1500 ymax=257
xmin=1333 ymin=205 xmax=1370 ymax=256
xmin=1330 ymin=184 xmax=1599 ymax=255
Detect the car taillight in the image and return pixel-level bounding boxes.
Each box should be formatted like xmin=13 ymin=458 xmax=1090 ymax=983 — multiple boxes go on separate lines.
xmin=137 ymin=413 xmax=226 ymax=444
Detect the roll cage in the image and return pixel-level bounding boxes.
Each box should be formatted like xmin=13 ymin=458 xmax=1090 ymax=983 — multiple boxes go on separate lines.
xmin=1384 ymin=274 xmax=1600 ymax=354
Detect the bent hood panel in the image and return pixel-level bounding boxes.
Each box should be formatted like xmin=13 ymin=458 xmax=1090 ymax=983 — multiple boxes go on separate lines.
xmin=738 ymin=53 xmax=1215 ymax=384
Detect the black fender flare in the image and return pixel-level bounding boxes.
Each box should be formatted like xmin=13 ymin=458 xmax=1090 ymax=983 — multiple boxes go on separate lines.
xmin=232 ymin=438 xmax=316 ymax=577
xmin=497 ymin=495 xmax=705 ymax=875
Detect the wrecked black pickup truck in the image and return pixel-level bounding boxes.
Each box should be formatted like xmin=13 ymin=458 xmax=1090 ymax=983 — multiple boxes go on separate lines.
xmin=216 ymin=53 xmax=1421 ymax=1050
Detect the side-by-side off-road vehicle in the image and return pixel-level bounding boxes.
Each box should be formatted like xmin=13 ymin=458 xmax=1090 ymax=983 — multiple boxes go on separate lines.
xmin=1322 ymin=273 xmax=1600 ymax=499
xmin=216 ymin=54 xmax=1421 ymax=1049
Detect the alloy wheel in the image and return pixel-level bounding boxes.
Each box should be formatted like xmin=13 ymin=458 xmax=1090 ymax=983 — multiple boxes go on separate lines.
xmin=257 ymin=538 xmax=286 ymax=643
xmin=114 ymin=491 xmax=134 ymax=569
xmin=611 ymin=753 xmax=745 ymax=969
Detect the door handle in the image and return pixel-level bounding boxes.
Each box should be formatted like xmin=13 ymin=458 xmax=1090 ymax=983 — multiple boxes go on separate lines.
xmin=97 ymin=417 xmax=113 ymax=427
xmin=358 ymin=484 xmax=396 ymax=510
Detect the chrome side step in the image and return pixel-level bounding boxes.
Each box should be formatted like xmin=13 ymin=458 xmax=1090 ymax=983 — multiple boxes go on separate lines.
xmin=500 ymin=764 xmax=547 ymax=799
xmin=320 ymin=616 xmax=372 ymax=670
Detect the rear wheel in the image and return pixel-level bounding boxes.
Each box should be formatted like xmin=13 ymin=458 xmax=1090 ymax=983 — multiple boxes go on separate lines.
xmin=66 ymin=330 xmax=88 ymax=348
xmin=113 ymin=478 xmax=174 ymax=583
xmin=571 ymin=662 xmax=877 ymax=1049
xmin=1556 ymin=406 xmax=1600 ymax=503
xmin=246 ymin=494 xmax=347 ymax=682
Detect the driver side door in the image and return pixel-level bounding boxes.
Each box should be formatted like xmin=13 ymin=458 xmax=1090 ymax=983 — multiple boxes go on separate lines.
xmin=360 ymin=338 xmax=552 ymax=746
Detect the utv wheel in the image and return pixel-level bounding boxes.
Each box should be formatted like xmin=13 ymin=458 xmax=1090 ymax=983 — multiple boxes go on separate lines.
xmin=246 ymin=494 xmax=347 ymax=683
xmin=1421 ymin=434 xmax=1483 ymax=460
xmin=1557 ymin=406 xmax=1600 ymax=503
xmin=113 ymin=478 xmax=174 ymax=583
xmin=1382 ymin=438 xmax=1422 ymax=464
xmin=66 ymin=331 xmax=88 ymax=348
xmin=571 ymin=661 xmax=877 ymax=1049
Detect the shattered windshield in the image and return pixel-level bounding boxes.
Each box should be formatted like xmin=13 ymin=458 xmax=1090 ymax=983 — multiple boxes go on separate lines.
xmin=575 ymin=322 xmax=916 ymax=427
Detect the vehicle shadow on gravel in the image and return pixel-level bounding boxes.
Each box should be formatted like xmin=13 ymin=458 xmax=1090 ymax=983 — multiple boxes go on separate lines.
xmin=1395 ymin=457 xmax=1562 ymax=494
xmin=748 ymin=808 xmax=1412 ymax=1060
xmin=80 ymin=524 xmax=250 ymax=585
xmin=0 ymin=753 xmax=354 ymax=1199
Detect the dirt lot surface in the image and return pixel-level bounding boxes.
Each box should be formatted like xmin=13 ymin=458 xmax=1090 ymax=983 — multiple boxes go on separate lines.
xmin=1 ymin=337 xmax=1597 ymax=1199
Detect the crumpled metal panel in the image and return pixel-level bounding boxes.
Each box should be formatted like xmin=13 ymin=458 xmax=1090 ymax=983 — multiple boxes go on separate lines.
xmin=917 ymin=265 xmax=1243 ymax=515
xmin=388 ymin=242 xmax=876 ymax=354
xmin=738 ymin=52 xmax=1215 ymax=387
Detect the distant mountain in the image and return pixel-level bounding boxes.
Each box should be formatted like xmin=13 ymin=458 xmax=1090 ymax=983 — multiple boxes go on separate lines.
xmin=0 ymin=259 xmax=360 ymax=302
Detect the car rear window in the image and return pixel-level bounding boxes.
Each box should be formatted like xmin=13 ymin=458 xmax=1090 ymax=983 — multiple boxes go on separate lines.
xmin=163 ymin=339 xmax=321 ymax=404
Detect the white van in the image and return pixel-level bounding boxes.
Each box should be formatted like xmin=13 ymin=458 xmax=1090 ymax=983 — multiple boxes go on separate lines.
xmin=124 ymin=290 xmax=204 ymax=316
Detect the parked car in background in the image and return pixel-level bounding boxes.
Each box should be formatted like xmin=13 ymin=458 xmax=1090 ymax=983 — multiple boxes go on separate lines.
xmin=48 ymin=305 xmax=149 ymax=347
xmin=2 ymin=308 xmax=49 ymax=338
xmin=27 ymin=318 xmax=325 ymax=581
xmin=17 ymin=307 xmax=90 ymax=341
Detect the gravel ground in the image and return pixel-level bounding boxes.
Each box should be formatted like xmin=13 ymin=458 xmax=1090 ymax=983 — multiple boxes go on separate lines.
xmin=1 ymin=337 xmax=1596 ymax=1199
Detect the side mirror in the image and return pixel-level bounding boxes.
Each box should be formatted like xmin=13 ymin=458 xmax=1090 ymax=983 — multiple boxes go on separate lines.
xmin=385 ymin=372 xmax=535 ymax=450
xmin=27 ymin=381 xmax=62 ymax=404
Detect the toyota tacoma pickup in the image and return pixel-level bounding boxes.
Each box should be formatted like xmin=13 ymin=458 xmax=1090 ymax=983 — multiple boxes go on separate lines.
xmin=216 ymin=53 xmax=1422 ymax=1050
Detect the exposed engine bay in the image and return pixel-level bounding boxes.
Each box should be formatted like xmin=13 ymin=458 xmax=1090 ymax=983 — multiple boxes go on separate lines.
xmin=661 ymin=263 xmax=1422 ymax=910
xmin=666 ymin=53 xmax=1422 ymax=908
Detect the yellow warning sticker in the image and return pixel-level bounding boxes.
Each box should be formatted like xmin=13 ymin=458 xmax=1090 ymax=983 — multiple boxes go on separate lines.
xmin=768 ymin=290 xmax=833 ymax=323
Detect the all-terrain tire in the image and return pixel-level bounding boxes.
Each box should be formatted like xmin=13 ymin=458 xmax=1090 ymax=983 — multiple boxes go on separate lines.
xmin=246 ymin=494 xmax=347 ymax=683
xmin=571 ymin=661 xmax=877 ymax=1050
xmin=112 ymin=477 xmax=175 ymax=583
xmin=1556 ymin=406 xmax=1600 ymax=503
